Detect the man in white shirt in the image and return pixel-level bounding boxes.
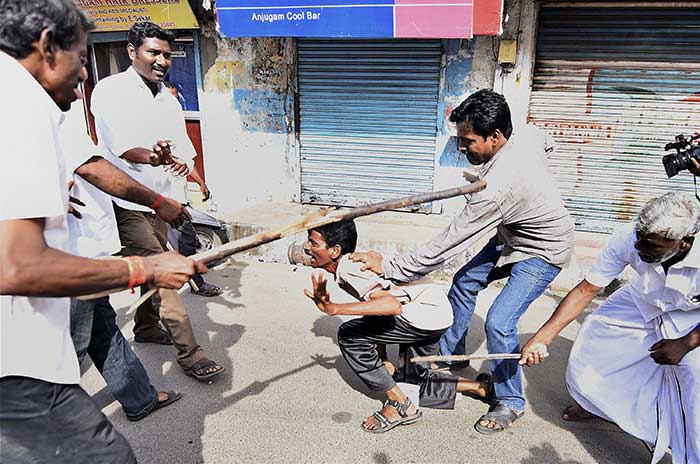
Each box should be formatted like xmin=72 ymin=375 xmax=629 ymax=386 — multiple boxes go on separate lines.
xmin=90 ymin=22 xmax=224 ymax=381
xmin=0 ymin=2 xmax=205 ymax=462
xmin=520 ymin=192 xmax=700 ymax=464
xmin=304 ymin=220 xmax=494 ymax=434
xmin=62 ymin=105 xmax=185 ymax=421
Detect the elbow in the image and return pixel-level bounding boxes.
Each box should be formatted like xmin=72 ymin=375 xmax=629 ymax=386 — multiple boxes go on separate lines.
xmin=0 ymin=260 xmax=28 ymax=295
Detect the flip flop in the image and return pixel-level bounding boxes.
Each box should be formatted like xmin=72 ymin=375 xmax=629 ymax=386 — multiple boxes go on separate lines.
xmin=361 ymin=398 xmax=422 ymax=434
xmin=184 ymin=359 xmax=225 ymax=382
xmin=474 ymin=403 xmax=524 ymax=435
xmin=126 ymin=391 xmax=183 ymax=422
xmin=192 ymin=282 xmax=223 ymax=297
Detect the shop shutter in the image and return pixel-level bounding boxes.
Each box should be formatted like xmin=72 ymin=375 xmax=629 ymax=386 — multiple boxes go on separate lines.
xmin=529 ymin=6 xmax=700 ymax=233
xmin=297 ymin=39 xmax=441 ymax=211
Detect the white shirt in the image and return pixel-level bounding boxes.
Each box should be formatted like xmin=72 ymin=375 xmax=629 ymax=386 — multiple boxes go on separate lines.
xmin=62 ymin=103 xmax=122 ymax=258
xmin=0 ymin=52 xmax=80 ymax=385
xmin=90 ymin=66 xmax=196 ymax=212
xmin=587 ymin=223 xmax=700 ymax=333
xmin=336 ymin=255 xmax=453 ymax=331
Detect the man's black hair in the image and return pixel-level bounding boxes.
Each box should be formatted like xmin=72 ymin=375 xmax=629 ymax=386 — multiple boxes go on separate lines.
xmin=0 ymin=0 xmax=94 ymax=59
xmin=449 ymin=89 xmax=513 ymax=140
xmin=128 ymin=21 xmax=175 ymax=49
xmin=315 ymin=220 xmax=358 ymax=255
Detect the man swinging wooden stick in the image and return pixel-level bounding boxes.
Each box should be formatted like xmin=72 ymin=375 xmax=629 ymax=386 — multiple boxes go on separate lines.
xmin=350 ymin=90 xmax=575 ymax=435
xmin=79 ymin=176 xmax=487 ymax=303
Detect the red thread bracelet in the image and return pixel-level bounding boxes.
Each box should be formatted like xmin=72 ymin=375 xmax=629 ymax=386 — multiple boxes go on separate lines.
xmin=124 ymin=257 xmax=148 ymax=292
xmin=150 ymin=194 xmax=164 ymax=210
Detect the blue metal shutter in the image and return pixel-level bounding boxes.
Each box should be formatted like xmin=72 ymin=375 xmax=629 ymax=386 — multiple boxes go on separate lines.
xmin=297 ymin=39 xmax=441 ymax=211
xmin=529 ymin=6 xmax=700 ymax=233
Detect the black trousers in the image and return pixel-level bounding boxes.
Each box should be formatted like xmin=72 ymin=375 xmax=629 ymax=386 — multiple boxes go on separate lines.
xmin=177 ymin=219 xmax=204 ymax=288
xmin=0 ymin=376 xmax=136 ymax=464
xmin=337 ymin=316 xmax=458 ymax=409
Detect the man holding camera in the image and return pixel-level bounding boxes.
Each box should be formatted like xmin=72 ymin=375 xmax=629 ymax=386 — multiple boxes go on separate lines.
xmin=521 ymin=192 xmax=699 ymax=464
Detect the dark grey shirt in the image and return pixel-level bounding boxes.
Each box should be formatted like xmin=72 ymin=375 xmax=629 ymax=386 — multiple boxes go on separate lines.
xmin=383 ymin=128 xmax=575 ymax=283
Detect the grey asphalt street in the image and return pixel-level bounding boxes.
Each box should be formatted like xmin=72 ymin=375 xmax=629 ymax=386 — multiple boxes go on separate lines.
xmin=82 ymin=257 xmax=669 ymax=464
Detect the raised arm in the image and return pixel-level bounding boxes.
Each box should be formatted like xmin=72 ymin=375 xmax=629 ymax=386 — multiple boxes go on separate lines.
xmin=75 ymin=156 xmax=190 ymax=227
xmin=383 ymin=198 xmax=502 ymax=282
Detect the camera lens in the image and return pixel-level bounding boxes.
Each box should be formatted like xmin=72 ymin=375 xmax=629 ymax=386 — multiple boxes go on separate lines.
xmin=662 ymin=153 xmax=681 ymax=178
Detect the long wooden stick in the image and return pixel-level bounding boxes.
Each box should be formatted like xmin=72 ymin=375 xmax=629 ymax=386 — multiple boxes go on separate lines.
xmin=411 ymin=353 xmax=547 ymax=363
xmin=79 ymin=176 xmax=485 ymax=301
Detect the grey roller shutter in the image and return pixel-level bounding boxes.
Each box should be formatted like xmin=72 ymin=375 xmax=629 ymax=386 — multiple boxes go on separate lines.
xmin=529 ymin=6 xmax=700 ymax=232
xmin=297 ymin=39 xmax=441 ymax=211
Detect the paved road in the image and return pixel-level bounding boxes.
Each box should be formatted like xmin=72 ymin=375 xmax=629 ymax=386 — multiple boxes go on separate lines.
xmin=82 ymin=257 xmax=668 ymax=464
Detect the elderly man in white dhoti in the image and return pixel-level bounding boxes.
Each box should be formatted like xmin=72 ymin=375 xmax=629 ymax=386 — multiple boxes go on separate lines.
xmin=520 ymin=192 xmax=700 ymax=464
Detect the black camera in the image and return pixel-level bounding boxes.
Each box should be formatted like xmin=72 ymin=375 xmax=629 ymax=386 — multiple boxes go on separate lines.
xmin=663 ymin=133 xmax=700 ymax=178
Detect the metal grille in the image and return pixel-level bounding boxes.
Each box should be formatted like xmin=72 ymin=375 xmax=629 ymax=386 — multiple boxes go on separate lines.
xmin=297 ymin=39 xmax=441 ymax=211
xmin=529 ymin=6 xmax=700 ymax=232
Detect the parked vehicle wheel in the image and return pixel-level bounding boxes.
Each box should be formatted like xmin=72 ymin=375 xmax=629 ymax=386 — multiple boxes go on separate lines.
xmin=194 ymin=225 xmax=223 ymax=254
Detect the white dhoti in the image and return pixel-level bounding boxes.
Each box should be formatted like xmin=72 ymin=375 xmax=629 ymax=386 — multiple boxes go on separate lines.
xmin=566 ymin=285 xmax=699 ymax=464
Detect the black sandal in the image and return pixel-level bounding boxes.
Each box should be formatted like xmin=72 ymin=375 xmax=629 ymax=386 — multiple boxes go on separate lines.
xmin=126 ymin=391 xmax=183 ymax=422
xmin=184 ymin=359 xmax=225 ymax=382
xmin=474 ymin=403 xmax=524 ymax=435
xmin=361 ymin=398 xmax=422 ymax=434
xmin=192 ymin=282 xmax=223 ymax=297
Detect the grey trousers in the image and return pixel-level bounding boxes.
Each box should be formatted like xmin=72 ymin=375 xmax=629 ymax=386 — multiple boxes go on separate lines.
xmin=337 ymin=316 xmax=458 ymax=409
xmin=0 ymin=376 xmax=136 ymax=464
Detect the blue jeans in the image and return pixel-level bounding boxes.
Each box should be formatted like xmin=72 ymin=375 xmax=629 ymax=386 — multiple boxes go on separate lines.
xmin=438 ymin=236 xmax=561 ymax=412
xmin=70 ymin=297 xmax=158 ymax=418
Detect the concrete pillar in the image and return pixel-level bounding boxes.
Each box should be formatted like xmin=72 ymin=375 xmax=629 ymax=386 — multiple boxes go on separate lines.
xmin=493 ymin=0 xmax=538 ymax=127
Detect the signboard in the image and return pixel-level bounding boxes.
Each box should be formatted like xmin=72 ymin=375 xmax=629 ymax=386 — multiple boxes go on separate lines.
xmin=473 ymin=0 xmax=502 ymax=35
xmin=216 ymin=0 xmax=475 ymax=38
xmin=77 ymin=0 xmax=199 ymax=32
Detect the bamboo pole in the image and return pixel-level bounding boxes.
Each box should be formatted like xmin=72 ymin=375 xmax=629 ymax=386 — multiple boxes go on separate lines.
xmin=410 ymin=353 xmax=548 ymax=363
xmin=79 ymin=175 xmax=486 ymax=302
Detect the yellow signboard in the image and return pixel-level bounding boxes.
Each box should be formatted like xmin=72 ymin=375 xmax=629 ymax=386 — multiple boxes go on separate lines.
xmin=77 ymin=0 xmax=199 ymax=32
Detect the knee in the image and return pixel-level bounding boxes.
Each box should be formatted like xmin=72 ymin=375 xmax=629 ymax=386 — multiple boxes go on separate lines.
xmin=484 ymin=317 xmax=512 ymax=338
xmin=449 ymin=274 xmax=481 ymax=299
xmin=336 ymin=322 xmax=355 ymax=348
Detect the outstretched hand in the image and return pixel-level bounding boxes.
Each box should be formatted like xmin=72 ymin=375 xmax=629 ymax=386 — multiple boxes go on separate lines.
xmin=349 ymin=251 xmax=384 ymax=275
xmin=304 ymin=272 xmax=338 ymax=315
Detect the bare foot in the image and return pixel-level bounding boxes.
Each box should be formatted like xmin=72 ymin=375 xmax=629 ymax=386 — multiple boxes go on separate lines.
xmin=362 ymin=399 xmax=418 ymax=431
xmin=562 ymin=404 xmax=596 ymax=421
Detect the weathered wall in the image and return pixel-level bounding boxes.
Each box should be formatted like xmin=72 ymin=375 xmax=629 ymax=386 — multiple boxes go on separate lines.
xmin=198 ymin=19 xmax=299 ymax=215
xmin=196 ymin=14 xmax=497 ymax=216
xmin=434 ymin=37 xmax=497 ymax=215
